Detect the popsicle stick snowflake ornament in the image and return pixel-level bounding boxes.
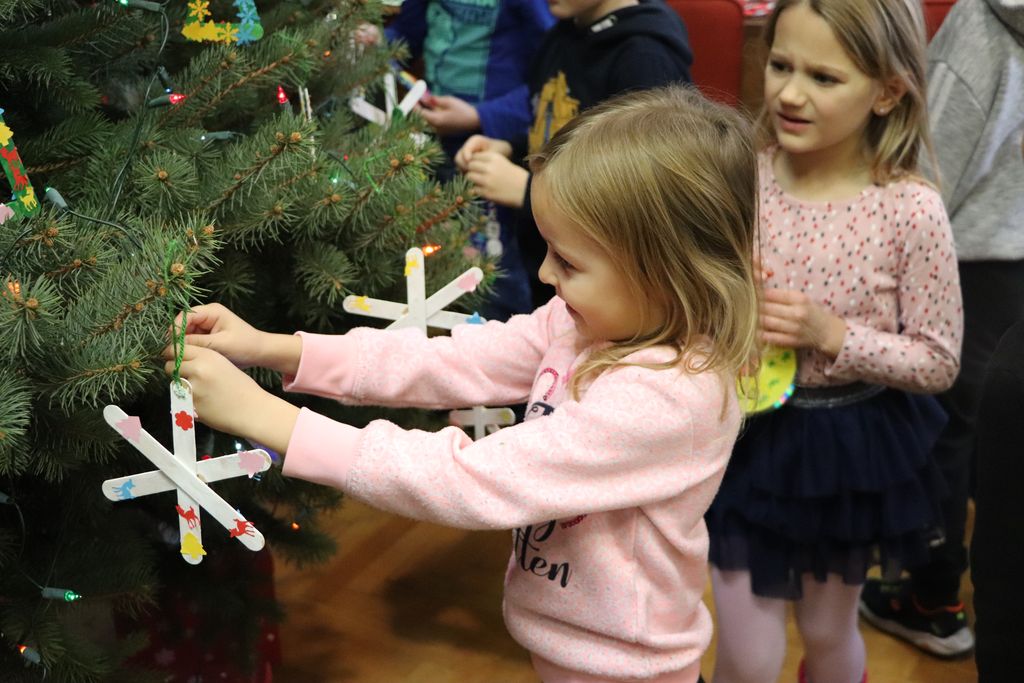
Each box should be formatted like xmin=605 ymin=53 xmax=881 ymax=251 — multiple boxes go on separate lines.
xmin=350 ymin=72 xmax=427 ymax=127
xmin=350 ymin=73 xmax=431 ymax=146
xmin=101 ymin=379 xmax=272 ymax=564
xmin=343 ymin=248 xmax=514 ymax=439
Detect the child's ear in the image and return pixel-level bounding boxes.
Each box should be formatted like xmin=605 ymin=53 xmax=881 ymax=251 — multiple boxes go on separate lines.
xmin=872 ymin=76 xmax=908 ymax=117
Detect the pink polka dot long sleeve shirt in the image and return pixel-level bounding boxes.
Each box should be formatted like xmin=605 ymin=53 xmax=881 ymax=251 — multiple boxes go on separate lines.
xmin=280 ymin=298 xmax=739 ymax=682
xmin=758 ymin=152 xmax=963 ymax=392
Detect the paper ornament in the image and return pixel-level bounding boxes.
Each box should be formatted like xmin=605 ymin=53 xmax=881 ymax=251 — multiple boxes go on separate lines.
xmin=102 ymin=380 xmax=271 ymax=564
xmin=181 ymin=0 xmax=264 ymax=45
xmin=0 ymin=108 xmax=40 ymax=225
xmin=736 ymin=345 xmax=797 ymax=414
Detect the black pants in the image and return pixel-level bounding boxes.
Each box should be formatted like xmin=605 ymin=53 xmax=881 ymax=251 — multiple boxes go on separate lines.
xmin=910 ymin=260 xmax=1024 ymax=605
xmin=971 ymin=319 xmax=1024 ymax=682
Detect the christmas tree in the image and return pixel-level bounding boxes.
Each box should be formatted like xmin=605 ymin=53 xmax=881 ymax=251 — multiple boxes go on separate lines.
xmin=0 ymin=0 xmax=490 ymax=678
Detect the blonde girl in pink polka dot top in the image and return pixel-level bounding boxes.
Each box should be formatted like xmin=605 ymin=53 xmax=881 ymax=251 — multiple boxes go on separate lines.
xmin=705 ymin=2 xmax=963 ymax=683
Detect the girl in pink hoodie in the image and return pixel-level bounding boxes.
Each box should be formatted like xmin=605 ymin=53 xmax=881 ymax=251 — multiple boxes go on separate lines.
xmin=163 ymin=85 xmax=759 ymax=683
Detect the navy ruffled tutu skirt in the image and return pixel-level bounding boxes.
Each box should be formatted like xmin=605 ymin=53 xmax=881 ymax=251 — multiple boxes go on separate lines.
xmin=706 ymin=388 xmax=948 ymax=600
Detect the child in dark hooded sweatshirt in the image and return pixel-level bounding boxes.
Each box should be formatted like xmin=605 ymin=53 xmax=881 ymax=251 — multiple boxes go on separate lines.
xmin=454 ymin=0 xmax=693 ymax=308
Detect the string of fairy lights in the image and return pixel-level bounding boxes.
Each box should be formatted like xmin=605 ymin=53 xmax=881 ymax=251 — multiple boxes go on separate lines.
xmin=1 ymin=0 xmax=452 ymax=669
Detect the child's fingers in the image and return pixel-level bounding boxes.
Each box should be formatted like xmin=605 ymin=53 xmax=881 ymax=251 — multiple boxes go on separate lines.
xmin=760 ymin=331 xmax=796 ymax=348
xmin=761 ymin=288 xmax=803 ymax=304
xmin=760 ymin=313 xmax=799 ymax=335
xmin=455 ymin=136 xmax=493 ymax=170
xmin=471 ymin=151 xmax=505 ymax=165
xmin=454 ymin=147 xmax=474 ymax=171
xmin=184 ymin=304 xmax=226 ymax=332
xmin=418 ymin=107 xmax=441 ymax=127
xmin=464 ymin=169 xmax=488 ymax=191
xmin=182 ymin=333 xmax=217 ymax=349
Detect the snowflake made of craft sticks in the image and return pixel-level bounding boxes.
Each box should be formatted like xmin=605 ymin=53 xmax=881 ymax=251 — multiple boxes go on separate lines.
xmin=102 ymin=380 xmax=272 ymax=564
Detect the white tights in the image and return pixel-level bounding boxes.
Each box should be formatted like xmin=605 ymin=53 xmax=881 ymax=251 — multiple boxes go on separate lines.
xmin=710 ymin=568 xmax=865 ymax=683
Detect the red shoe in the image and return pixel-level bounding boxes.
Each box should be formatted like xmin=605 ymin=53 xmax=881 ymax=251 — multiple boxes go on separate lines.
xmin=797 ymin=659 xmax=868 ymax=683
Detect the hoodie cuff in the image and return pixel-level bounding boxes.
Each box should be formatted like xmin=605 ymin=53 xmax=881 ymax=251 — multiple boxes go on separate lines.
xmin=281 ymin=408 xmax=363 ymax=489
xmin=282 ymin=331 xmax=362 ymax=398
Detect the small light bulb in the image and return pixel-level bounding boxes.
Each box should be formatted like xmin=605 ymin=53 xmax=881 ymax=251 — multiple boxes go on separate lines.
xmin=42 ymin=587 xmax=82 ymax=602
xmin=291 ymin=522 xmax=300 ymax=531
xmin=422 ymin=244 xmax=442 ymax=256
xmin=277 ymin=86 xmax=289 ymax=105
xmin=168 ymin=93 xmax=187 ymax=105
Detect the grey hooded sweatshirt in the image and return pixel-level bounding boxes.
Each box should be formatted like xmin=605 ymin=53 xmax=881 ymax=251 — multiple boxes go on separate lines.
xmin=927 ymin=0 xmax=1024 ymax=261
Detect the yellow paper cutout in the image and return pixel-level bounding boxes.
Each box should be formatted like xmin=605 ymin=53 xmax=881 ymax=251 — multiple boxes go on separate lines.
xmin=18 ymin=185 xmax=36 ymax=211
xmin=404 ymin=254 xmax=419 ymax=277
xmin=180 ymin=532 xmax=207 ymax=560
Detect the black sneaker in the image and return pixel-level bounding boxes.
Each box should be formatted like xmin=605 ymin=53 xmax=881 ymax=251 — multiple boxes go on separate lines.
xmin=859 ymin=578 xmax=974 ymax=658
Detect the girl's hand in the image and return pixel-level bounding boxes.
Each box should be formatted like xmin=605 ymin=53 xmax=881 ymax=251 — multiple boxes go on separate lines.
xmin=759 ymin=288 xmax=847 ymax=358
xmin=416 ymin=96 xmax=481 ymax=136
xmin=167 ymin=345 xmax=299 ymax=454
xmin=168 ymin=303 xmax=301 ymax=375
xmin=454 ymin=135 xmax=513 ymax=172
xmin=465 ymin=152 xmax=529 ymax=208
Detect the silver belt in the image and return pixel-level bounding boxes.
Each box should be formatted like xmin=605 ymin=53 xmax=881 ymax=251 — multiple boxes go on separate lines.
xmin=788 ymin=382 xmax=886 ymax=409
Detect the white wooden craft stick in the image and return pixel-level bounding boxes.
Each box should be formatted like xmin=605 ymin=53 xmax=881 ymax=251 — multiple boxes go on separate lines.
xmin=422 ymin=267 xmax=483 ymax=319
xmin=102 ymin=450 xmax=271 ymax=500
xmin=399 ymin=79 xmax=427 ymax=115
xmin=103 ymin=406 xmax=266 ymax=551
xmin=342 ymin=298 xmax=477 ymax=331
xmin=450 ymin=406 xmax=516 ymax=440
xmin=426 ymin=310 xmax=475 ymax=330
xmin=170 ymin=382 xmax=203 ymax=564
xmin=350 ymin=96 xmax=386 ymax=126
xmin=384 ymin=72 xmax=397 ymax=120
xmin=398 ymin=248 xmax=428 ymax=331
xmin=342 ymin=296 xmax=406 ymax=321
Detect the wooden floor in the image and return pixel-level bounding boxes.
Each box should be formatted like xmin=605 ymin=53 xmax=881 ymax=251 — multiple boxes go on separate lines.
xmin=274 ymin=500 xmax=977 ymax=683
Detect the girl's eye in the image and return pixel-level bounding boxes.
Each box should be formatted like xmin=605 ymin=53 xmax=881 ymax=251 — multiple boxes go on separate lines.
xmin=555 ymin=252 xmax=575 ymax=271
xmin=813 ymin=72 xmax=838 ymax=85
xmin=769 ymin=60 xmax=790 ymax=73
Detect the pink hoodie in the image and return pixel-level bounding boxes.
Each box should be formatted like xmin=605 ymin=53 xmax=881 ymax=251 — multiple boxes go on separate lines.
xmin=281 ymin=298 xmax=738 ymax=682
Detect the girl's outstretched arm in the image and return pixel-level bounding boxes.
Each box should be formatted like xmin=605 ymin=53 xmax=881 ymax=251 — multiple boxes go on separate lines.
xmin=282 ymin=355 xmax=738 ymax=530
xmin=283 ymin=298 xmax=560 ymax=409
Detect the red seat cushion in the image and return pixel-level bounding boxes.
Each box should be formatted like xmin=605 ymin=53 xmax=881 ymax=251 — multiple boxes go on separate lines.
xmin=665 ymin=0 xmax=746 ymax=107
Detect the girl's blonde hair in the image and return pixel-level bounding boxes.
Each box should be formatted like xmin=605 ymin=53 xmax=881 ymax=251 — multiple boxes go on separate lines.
xmin=529 ymin=85 xmax=759 ymax=400
xmin=761 ymin=0 xmax=935 ymax=183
